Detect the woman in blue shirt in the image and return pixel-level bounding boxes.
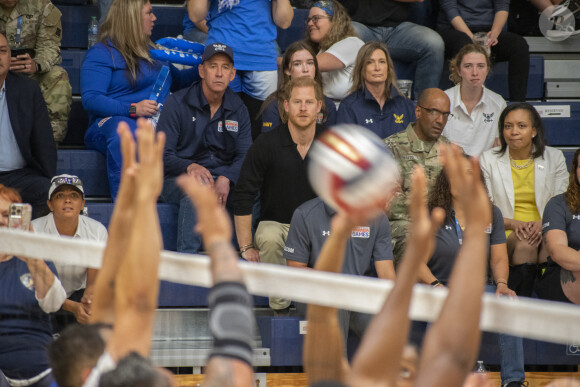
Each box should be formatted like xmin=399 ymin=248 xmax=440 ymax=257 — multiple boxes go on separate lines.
xmin=82 ymin=0 xmax=197 ymax=198
xmin=336 ymin=41 xmax=415 ymax=139
xmin=258 ymin=41 xmax=336 ymax=136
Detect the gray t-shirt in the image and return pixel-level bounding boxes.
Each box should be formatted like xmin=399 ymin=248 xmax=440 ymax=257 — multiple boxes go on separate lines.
xmin=283 ymin=198 xmax=393 ymax=276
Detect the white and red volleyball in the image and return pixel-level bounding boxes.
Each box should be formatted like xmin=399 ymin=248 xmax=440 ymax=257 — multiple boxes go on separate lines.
xmin=308 ymin=124 xmax=400 ymax=214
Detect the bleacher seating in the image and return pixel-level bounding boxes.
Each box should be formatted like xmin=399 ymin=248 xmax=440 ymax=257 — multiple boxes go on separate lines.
xmin=49 ymin=3 xmax=580 ymax=372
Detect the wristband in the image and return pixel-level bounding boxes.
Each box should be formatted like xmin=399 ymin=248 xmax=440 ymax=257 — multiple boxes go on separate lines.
xmin=496 ymin=281 xmax=507 ymax=286
xmin=430 ymin=279 xmax=442 ymax=287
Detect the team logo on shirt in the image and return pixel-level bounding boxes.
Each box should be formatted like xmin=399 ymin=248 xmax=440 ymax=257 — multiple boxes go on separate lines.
xmin=284 ymin=246 xmax=294 ymax=253
xmin=393 ymin=113 xmax=404 ymax=124
xmin=352 ymin=226 xmax=370 ymax=238
xmin=322 ymin=230 xmax=330 ymax=236
xmin=365 ymin=118 xmax=373 ymax=124
xmin=543 ymin=222 xmax=550 ymax=230
xmin=485 ymin=223 xmax=492 ymax=234
xmin=573 ymin=215 xmax=580 ymax=220
xmin=317 ymin=112 xmax=323 ymax=123
xmin=20 ymin=273 xmax=34 ymax=291
xmin=263 ymin=122 xmax=272 ymax=128
xmin=192 ymin=116 xmax=196 ymax=122
xmin=445 ymin=225 xmax=453 ymax=231
xmin=483 ymin=112 xmax=494 ymax=123
xmin=217 ymin=121 xmax=223 ymax=132
xmin=225 ymin=120 xmax=238 ymax=132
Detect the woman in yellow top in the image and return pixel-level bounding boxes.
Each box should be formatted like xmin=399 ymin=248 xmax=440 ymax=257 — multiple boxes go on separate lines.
xmin=480 ymin=102 xmax=568 ymax=297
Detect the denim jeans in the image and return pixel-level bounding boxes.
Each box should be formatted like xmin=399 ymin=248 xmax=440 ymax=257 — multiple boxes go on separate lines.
xmin=84 ymin=116 xmax=138 ymax=199
xmin=351 ymin=21 xmax=444 ymax=98
xmin=485 ymin=285 xmax=525 ymax=385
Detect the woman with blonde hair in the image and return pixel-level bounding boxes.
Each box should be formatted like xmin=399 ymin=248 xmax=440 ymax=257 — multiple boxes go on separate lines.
xmin=442 ymin=43 xmax=506 ymax=156
xmin=82 ymin=0 xmax=197 ymax=198
xmin=305 ymin=0 xmax=364 ymax=103
xmin=337 ymin=41 xmax=415 ymax=139
xmin=258 ymin=41 xmax=336 ymax=135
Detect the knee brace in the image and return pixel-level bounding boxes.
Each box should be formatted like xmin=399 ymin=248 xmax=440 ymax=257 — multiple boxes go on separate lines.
xmin=208 ymin=282 xmax=254 ymax=366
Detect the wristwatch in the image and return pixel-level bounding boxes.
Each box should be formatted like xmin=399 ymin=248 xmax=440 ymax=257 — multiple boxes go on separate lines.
xmin=129 ymin=103 xmax=137 ymax=118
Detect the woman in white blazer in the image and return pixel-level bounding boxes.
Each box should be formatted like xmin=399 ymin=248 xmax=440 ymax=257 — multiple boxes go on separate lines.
xmin=480 ymin=102 xmax=569 ymax=297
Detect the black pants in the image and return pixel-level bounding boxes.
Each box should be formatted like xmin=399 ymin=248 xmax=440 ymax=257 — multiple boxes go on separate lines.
xmin=437 ymin=27 xmax=530 ymax=101
xmin=535 ymin=264 xmax=573 ymax=303
xmin=0 ymin=167 xmax=50 ymax=219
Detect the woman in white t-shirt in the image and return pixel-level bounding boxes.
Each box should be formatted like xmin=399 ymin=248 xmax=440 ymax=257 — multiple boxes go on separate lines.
xmin=442 ymin=43 xmax=506 ymax=156
xmin=305 ymin=0 xmax=364 ymax=105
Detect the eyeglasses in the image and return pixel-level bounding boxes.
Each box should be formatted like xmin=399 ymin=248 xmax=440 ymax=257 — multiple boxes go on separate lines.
xmin=305 ymin=15 xmax=330 ymax=24
xmin=418 ymin=105 xmax=454 ymax=119
xmin=51 ymin=176 xmax=83 ymax=186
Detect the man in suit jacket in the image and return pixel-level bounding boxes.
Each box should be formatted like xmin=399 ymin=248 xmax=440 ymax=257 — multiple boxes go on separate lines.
xmin=0 ymin=32 xmax=56 ymax=218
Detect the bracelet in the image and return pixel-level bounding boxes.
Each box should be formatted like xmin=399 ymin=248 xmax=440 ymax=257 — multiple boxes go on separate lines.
xmin=430 ymin=279 xmax=442 ymax=287
xmin=496 ymin=281 xmax=508 ymax=286
xmin=240 ymin=244 xmax=254 ymax=254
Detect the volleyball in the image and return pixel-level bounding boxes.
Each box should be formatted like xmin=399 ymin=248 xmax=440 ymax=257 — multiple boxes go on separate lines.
xmin=308 ymin=124 xmax=400 ymax=214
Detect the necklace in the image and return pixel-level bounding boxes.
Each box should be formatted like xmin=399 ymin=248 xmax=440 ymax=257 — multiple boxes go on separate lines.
xmin=509 ymin=154 xmax=534 ymax=170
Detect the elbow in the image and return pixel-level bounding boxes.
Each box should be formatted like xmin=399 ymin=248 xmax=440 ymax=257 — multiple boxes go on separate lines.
xmin=276 ymin=17 xmax=293 ymax=29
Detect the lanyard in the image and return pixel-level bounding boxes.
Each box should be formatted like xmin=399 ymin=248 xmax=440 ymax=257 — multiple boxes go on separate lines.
xmin=454 ymin=216 xmax=463 ymax=245
xmin=15 ymin=16 xmax=22 ymax=47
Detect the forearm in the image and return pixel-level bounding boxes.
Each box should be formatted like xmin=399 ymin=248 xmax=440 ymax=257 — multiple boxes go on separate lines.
xmin=26 ymin=259 xmax=56 ymax=299
xmin=490 ymin=11 xmax=508 ymax=35
xmin=489 ymin=246 xmax=509 ymax=284
xmin=187 ymin=0 xmax=209 ymax=24
xmin=234 ymin=215 xmax=254 ymax=247
xmin=272 ymin=0 xmax=293 ymax=29
xmin=450 ymin=16 xmax=473 ymax=37
xmin=418 ymin=263 xmax=438 ymax=285
xmin=207 ymin=240 xmax=244 ymax=284
xmin=551 ymin=245 xmax=580 ymax=271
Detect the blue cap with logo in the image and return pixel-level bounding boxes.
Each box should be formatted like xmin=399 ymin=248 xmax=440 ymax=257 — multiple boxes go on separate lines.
xmin=202 ymin=42 xmax=234 ymax=64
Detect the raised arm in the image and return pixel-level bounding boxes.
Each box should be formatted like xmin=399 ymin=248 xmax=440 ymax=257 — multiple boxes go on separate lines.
xmin=304 ymin=212 xmax=355 ymax=385
xmin=90 ymin=122 xmax=138 ymax=325
xmin=272 ymin=0 xmax=294 ymax=29
xmin=107 ymin=120 xmax=165 ymax=360
xmin=416 ymin=145 xmax=492 ymax=387
xmin=178 ymin=174 xmax=254 ymax=386
xmin=350 ymin=167 xmax=444 ymax=386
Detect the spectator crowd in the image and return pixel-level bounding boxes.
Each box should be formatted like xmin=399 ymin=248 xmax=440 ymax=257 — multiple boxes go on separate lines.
xmin=1 ymin=0 xmax=580 ymax=386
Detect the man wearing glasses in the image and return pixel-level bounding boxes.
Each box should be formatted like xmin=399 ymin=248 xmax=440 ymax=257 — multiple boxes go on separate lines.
xmin=384 ymin=87 xmax=452 ymax=267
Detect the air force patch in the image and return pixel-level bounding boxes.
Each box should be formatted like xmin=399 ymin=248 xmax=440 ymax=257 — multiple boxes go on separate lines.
xmin=352 ymin=226 xmax=370 ymax=238
xmin=394 ymin=113 xmax=404 ymax=124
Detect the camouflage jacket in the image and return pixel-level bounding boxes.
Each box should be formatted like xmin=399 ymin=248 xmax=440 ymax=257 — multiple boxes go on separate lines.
xmin=0 ymin=0 xmax=62 ymax=73
xmin=384 ymin=122 xmax=449 ymax=223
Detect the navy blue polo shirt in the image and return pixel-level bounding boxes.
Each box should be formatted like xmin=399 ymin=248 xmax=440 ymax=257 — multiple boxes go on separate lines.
xmin=336 ymin=86 xmax=416 ymax=139
xmin=260 ymin=96 xmax=337 ymax=134
xmin=283 ymin=197 xmax=393 ymax=276
xmin=157 ymin=80 xmax=252 ymax=183
xmin=428 ymin=205 xmax=505 ymax=284
xmin=543 ymin=193 xmax=580 ymax=252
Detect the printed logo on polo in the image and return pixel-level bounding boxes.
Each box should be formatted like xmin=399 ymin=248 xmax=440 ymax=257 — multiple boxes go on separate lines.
xmin=365 ymin=118 xmax=373 ymax=124
xmin=573 ymin=215 xmax=580 ymax=220
xmin=542 ymin=222 xmax=550 ymax=229
xmin=393 ymin=113 xmax=404 ymax=124
xmin=213 ymin=43 xmax=227 ymax=51
xmin=225 ymin=120 xmax=238 ymax=132
xmin=284 ymin=246 xmax=294 ymax=253
xmin=483 ymin=112 xmax=494 ymax=123
xmin=263 ymin=122 xmax=272 ymax=128
xmin=20 ymin=273 xmax=34 ymax=291
xmin=217 ymin=121 xmax=223 ymax=132
xmin=322 ymin=230 xmax=330 ymax=236
xmin=352 ymin=226 xmax=370 ymax=238
xmin=445 ymin=225 xmax=453 ymax=231
xmin=485 ymin=223 xmax=492 ymax=234
xmin=192 ymin=116 xmax=196 ymax=122
xmin=317 ymin=112 xmax=324 ymax=123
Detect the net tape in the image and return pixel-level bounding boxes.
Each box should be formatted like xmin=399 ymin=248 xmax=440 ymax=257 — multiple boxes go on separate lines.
xmin=2 ymin=228 xmax=580 ymax=345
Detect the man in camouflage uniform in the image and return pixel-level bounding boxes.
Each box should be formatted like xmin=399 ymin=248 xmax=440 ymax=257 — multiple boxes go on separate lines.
xmin=384 ymin=88 xmax=451 ymax=267
xmin=0 ymin=0 xmax=72 ymax=143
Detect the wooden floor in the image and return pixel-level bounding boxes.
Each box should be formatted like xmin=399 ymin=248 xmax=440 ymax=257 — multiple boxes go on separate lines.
xmin=176 ymin=371 xmax=580 ymax=386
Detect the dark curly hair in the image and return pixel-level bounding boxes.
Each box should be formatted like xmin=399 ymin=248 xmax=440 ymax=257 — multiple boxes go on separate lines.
xmin=428 ymin=162 xmax=489 ymax=223
xmin=495 ymin=103 xmax=546 ymax=159
xmin=565 ymin=148 xmax=580 ymax=214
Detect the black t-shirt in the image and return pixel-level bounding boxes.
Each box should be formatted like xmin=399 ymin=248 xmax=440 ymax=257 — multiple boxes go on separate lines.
xmin=542 ymin=193 xmax=580 ymax=252
xmin=338 ymin=0 xmax=409 ymax=27
xmin=428 ymin=206 xmax=505 ymax=284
